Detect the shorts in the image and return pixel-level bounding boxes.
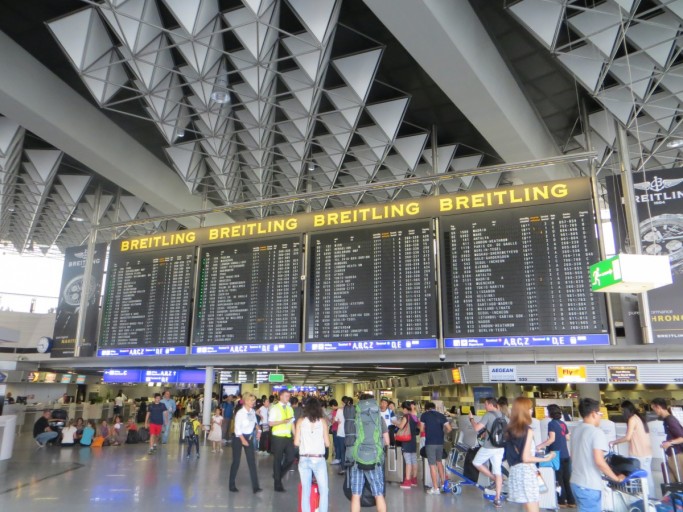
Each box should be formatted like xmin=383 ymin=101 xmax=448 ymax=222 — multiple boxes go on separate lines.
xmin=149 ymin=423 xmax=162 ymax=437
xmin=472 ymin=446 xmax=504 ymax=475
xmin=508 ymin=463 xmax=539 ymax=503
xmin=403 ymin=451 xmax=417 ymax=465
xmin=425 ymin=444 xmax=444 ymax=465
xmin=350 ymin=463 xmax=384 ymax=497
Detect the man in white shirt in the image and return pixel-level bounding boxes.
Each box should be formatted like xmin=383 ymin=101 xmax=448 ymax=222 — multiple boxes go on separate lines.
xmin=57 ymin=393 xmax=68 ymax=405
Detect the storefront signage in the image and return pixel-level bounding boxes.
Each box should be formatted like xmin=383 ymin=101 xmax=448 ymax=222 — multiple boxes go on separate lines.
xmin=488 ymin=366 xmax=517 ymax=382
xmin=607 ymin=365 xmax=639 ymax=384
xmin=451 ymin=368 xmax=462 ymax=384
xmin=556 ymin=365 xmax=587 ymax=383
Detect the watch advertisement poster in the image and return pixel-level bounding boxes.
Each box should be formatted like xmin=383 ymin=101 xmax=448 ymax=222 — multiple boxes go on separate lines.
xmin=606 ymin=169 xmax=683 ymax=343
xmin=52 ymin=244 xmax=107 ymax=357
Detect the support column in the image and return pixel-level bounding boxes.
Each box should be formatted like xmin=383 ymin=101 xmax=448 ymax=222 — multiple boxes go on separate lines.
xmin=203 ymin=367 xmax=214 ymax=438
xmin=616 ymin=123 xmax=654 ymax=344
xmin=576 ymin=384 xmax=601 ymax=403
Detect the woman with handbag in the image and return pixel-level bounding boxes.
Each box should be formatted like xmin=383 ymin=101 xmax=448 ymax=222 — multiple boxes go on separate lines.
xmin=295 ymin=397 xmax=330 ymax=512
xmin=396 ymin=401 xmax=419 ymax=489
xmin=610 ymin=400 xmax=653 ymax=492
xmin=537 ymin=404 xmax=575 ymax=508
xmin=505 ymin=397 xmax=557 ymax=512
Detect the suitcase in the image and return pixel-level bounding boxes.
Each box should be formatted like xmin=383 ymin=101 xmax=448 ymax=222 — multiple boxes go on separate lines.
xmin=386 ymin=446 xmax=404 ymax=484
xmin=537 ymin=466 xmax=558 ymax=510
xmin=138 ymin=427 xmax=150 ymax=442
xmin=422 ymin=457 xmax=447 ymax=489
xmin=298 ymin=481 xmax=320 ymax=512
xmin=180 ymin=419 xmax=190 ymax=442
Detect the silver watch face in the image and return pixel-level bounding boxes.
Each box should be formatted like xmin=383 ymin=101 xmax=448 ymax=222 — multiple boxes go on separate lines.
xmin=640 ymin=214 xmax=683 ymax=271
xmin=63 ymin=276 xmax=83 ymax=306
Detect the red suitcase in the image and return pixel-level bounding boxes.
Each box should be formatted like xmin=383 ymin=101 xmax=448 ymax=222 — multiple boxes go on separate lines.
xmin=298 ymin=481 xmax=320 ymax=512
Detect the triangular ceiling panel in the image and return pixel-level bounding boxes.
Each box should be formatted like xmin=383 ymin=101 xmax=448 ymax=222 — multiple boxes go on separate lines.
xmin=288 ymin=0 xmax=340 ymax=45
xmin=567 ymin=2 xmax=622 ymax=58
xmin=366 ymin=98 xmax=409 ymax=142
xmin=508 ymin=0 xmax=563 ymax=49
xmin=393 ymin=134 xmax=428 ymax=172
xmin=332 ymin=49 xmax=382 ymax=103
xmin=557 ymin=45 xmax=605 ymax=93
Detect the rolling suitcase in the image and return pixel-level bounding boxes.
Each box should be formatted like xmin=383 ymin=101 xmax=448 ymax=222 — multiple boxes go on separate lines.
xmin=298 ymin=481 xmax=320 ymax=512
xmin=386 ymin=445 xmax=404 ymax=484
xmin=537 ymin=466 xmax=558 ymax=510
xmin=662 ymin=447 xmax=683 ymax=495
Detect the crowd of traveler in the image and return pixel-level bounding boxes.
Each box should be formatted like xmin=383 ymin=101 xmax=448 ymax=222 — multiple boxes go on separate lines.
xmin=31 ymin=390 xmax=683 ymax=512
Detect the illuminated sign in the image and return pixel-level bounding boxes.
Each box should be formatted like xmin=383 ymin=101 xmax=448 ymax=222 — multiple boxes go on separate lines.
xmin=445 ymin=334 xmax=610 ymax=349
xmin=607 ymin=365 xmax=639 ymax=384
xmin=76 ymin=375 xmax=87 ymax=384
xmin=97 ymin=346 xmax=187 ymax=357
xmin=451 ymin=369 xmax=462 ymax=384
xmin=114 ymin=178 xmax=592 ymax=253
xmin=305 ymin=339 xmax=437 ymax=352
xmin=191 ymin=344 xmax=300 ymax=355
xmin=556 ymin=365 xmax=587 ymax=383
xmin=103 ymin=369 xmax=205 ymax=384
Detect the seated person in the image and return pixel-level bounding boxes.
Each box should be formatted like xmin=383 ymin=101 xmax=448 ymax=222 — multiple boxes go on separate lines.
xmin=111 ymin=415 xmax=127 ymax=446
xmin=80 ymin=420 xmax=96 ymax=446
xmin=74 ymin=418 xmax=85 ymax=442
xmin=100 ymin=419 xmax=110 ymax=440
xmin=126 ymin=417 xmax=138 ymax=431
xmin=33 ymin=409 xmax=58 ymax=447
xmin=61 ymin=419 xmax=78 ymax=447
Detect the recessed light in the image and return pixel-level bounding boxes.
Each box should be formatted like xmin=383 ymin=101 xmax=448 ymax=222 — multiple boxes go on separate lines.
xmin=72 ymin=216 xmax=85 ymax=222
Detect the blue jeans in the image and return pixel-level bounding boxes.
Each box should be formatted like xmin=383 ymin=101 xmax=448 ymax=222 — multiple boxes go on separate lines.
xmin=162 ymin=422 xmax=171 ymax=444
xmin=334 ymin=435 xmax=346 ymax=464
xmin=36 ymin=431 xmax=58 ymax=445
xmin=298 ymin=457 xmax=328 ymax=512
xmin=571 ymin=483 xmax=601 ymax=512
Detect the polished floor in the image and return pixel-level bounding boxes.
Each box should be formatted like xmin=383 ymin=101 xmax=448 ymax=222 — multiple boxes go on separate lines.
xmin=0 ymin=433 xmax=528 ymax=512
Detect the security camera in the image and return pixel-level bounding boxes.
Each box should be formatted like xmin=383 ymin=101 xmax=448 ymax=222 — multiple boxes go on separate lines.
xmin=439 ymin=353 xmax=446 ymax=362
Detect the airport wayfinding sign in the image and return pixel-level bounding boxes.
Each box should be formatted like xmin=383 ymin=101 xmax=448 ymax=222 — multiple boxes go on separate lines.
xmin=488 ymin=366 xmax=517 ymax=382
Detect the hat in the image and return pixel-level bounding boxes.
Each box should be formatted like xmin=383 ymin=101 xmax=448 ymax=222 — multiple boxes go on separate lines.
xmin=380 ymin=397 xmax=390 ymax=403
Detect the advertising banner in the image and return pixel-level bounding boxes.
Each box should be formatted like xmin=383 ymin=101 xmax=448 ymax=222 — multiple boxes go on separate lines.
xmin=52 ymin=244 xmax=107 ymax=357
xmin=606 ymin=170 xmax=683 ymax=342
xmin=488 ymin=366 xmax=517 ymax=382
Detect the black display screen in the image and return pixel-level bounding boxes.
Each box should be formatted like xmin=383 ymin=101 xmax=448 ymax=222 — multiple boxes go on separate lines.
xmin=307 ymin=221 xmax=437 ymax=343
xmin=440 ymin=200 xmax=607 ymax=340
xmin=99 ymin=247 xmax=195 ymax=349
xmin=193 ymin=237 xmax=302 ymax=345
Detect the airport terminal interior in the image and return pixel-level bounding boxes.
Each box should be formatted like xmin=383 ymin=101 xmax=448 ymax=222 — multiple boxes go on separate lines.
xmin=3 ymin=0 xmax=683 ymax=511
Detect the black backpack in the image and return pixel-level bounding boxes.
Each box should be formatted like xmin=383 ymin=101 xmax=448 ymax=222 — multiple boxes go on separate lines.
xmin=488 ymin=415 xmax=508 ymax=448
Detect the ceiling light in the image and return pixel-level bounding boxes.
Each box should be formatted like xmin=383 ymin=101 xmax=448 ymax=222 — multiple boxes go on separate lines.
xmin=307 ymin=162 xmax=315 ymax=172
xmin=72 ymin=216 xmax=85 ymax=222
xmin=211 ymin=73 xmax=230 ymax=104
xmin=8 ymin=207 xmax=15 ymax=212
xmin=176 ymin=127 xmax=185 ymax=138
xmin=666 ymin=138 xmax=683 ymax=149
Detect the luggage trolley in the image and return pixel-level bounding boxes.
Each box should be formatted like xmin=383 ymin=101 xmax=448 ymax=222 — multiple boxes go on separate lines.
xmin=444 ymin=442 xmax=509 ymax=503
xmin=605 ymin=470 xmax=655 ymax=512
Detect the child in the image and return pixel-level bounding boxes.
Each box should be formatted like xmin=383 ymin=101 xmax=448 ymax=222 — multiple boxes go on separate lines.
xmin=208 ymin=407 xmax=223 ymax=453
xmin=186 ymin=412 xmax=202 ymax=459
xmin=61 ymin=419 xmax=77 ymax=447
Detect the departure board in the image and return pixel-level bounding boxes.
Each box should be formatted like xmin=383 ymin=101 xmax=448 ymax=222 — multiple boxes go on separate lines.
xmin=306 ymin=222 xmax=438 ymax=351
xmin=192 ymin=237 xmax=302 ymax=349
xmin=441 ymin=200 xmax=609 ymax=349
xmin=99 ymin=247 xmax=194 ymax=352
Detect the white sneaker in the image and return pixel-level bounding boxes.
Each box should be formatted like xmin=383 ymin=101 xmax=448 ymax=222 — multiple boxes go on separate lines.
xmin=427 ymin=487 xmax=441 ymax=495
xmin=331 ymin=459 xmax=340 ymax=465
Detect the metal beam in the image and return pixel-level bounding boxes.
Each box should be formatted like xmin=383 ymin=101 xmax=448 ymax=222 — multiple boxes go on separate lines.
xmin=0 ymin=30 xmax=229 ymax=228
xmin=363 ymin=0 xmax=574 ymax=180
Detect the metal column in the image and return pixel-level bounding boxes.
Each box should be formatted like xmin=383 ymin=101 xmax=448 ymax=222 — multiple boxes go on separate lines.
xmin=615 ymin=123 xmax=654 ymax=344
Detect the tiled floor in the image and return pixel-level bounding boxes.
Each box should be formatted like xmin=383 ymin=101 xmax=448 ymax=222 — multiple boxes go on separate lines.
xmin=0 ymin=434 xmax=527 ymax=512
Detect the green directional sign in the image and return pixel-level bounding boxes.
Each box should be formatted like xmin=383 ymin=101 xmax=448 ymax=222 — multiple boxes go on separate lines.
xmin=268 ymin=373 xmax=285 ymax=383
xmin=590 ymin=256 xmax=621 ymax=291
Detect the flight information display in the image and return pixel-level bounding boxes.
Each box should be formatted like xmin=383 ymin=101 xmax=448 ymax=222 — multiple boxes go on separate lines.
xmin=192 ymin=237 xmax=302 ymax=350
xmin=441 ymin=200 xmax=609 ymax=349
xmin=98 ymin=247 xmax=194 ymax=354
xmin=306 ymin=221 xmax=438 ymax=350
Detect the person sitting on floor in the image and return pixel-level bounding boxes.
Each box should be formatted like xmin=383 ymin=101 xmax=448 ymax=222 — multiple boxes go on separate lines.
xmin=80 ymin=420 xmax=96 ymax=447
xmin=61 ymin=419 xmax=78 ymax=447
xmin=33 ymin=409 xmax=58 ymax=447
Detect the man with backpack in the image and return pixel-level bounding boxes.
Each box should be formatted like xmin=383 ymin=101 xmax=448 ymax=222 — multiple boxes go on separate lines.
xmin=469 ymin=397 xmax=507 ymax=508
xmin=420 ymin=402 xmax=453 ymax=494
xmin=349 ymin=394 xmax=390 ymax=512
